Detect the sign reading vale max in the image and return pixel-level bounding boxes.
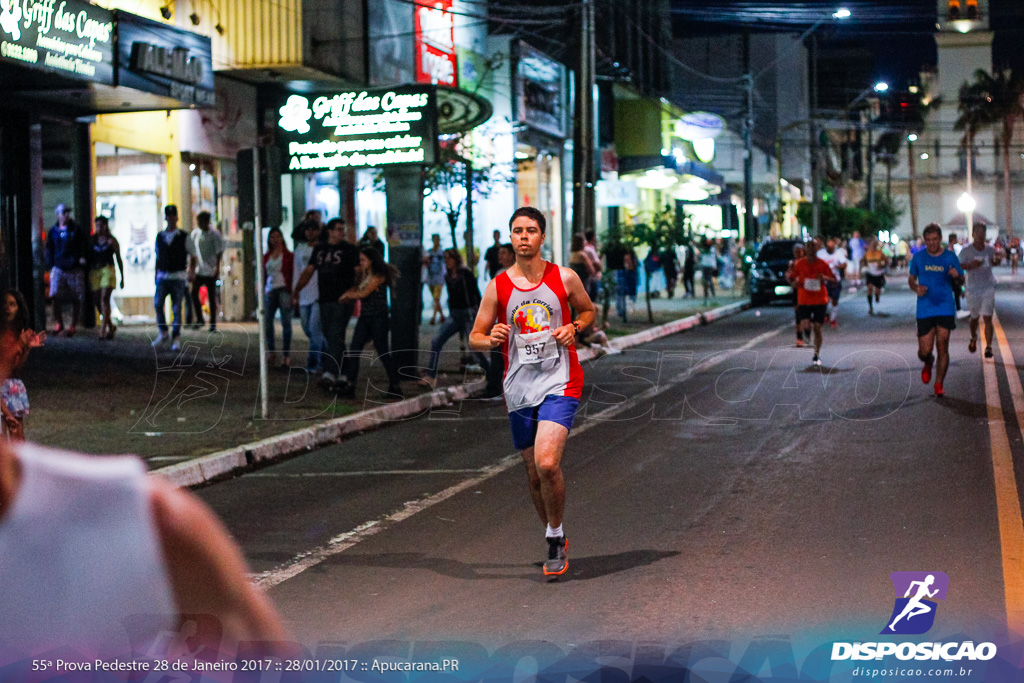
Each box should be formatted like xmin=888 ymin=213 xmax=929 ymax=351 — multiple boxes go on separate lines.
xmin=0 ymin=0 xmax=114 ymax=84
xmin=277 ymin=85 xmax=438 ymax=172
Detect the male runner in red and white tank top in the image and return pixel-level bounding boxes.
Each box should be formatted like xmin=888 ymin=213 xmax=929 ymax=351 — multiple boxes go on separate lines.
xmin=470 ymin=207 xmax=595 ymax=576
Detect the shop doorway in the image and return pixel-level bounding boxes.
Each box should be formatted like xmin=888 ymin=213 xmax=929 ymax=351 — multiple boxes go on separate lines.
xmin=94 ymin=143 xmax=168 ymax=319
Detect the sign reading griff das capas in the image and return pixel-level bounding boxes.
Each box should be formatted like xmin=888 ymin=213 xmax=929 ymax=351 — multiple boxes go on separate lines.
xmin=276 ymin=85 xmax=438 ymax=172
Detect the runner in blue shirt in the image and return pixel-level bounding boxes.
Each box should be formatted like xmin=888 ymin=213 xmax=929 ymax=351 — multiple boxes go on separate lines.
xmin=908 ymin=223 xmax=965 ymax=397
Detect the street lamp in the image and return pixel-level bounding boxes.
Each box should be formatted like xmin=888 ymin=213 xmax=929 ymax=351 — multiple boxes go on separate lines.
xmin=908 ymin=133 xmax=918 ymax=142
xmin=808 ymin=8 xmax=852 ymax=236
xmin=958 ymin=192 xmax=977 ymax=234
xmin=873 ymin=81 xmax=889 ymax=93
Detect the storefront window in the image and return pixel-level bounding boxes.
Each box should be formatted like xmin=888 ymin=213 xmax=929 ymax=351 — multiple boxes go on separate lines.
xmin=515 ymin=144 xmax=562 ymax=263
xmin=356 ymin=168 xmax=387 ymax=243
xmin=188 ymin=158 xmax=218 ymax=224
xmin=94 ymin=143 xmax=167 ymax=303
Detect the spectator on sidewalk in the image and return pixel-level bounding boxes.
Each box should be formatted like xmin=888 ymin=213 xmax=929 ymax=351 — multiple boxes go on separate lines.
xmin=644 ymin=250 xmax=663 ymax=294
xmin=422 ymin=249 xmax=489 ymax=385
xmin=700 ymin=243 xmax=718 ymax=302
xmin=152 ymin=205 xmax=189 ymax=351
xmin=569 ymin=234 xmax=596 ymax=287
xmin=306 ymin=208 xmax=324 ymax=227
xmin=337 ymin=247 xmax=403 ymax=400
xmin=682 ymin=244 xmax=696 ymax=298
xmin=0 ymin=308 xmax=287 ymax=662
xmin=293 ymin=218 xmax=360 ymax=388
xmin=460 ymin=228 xmax=479 ymax=276
xmin=293 ymin=220 xmax=326 ymax=375
xmin=0 ymin=290 xmax=43 ymax=442
xmin=578 ymin=321 xmax=621 ymax=355
xmin=583 ymin=229 xmax=603 ymax=300
xmin=661 ymin=246 xmax=679 ymax=298
xmin=359 ymin=226 xmax=386 ymax=259
xmin=262 ymin=228 xmax=294 ymax=369
xmin=187 ymin=211 xmax=224 ymax=333
xmin=483 ymin=243 xmax=515 ymax=399
xmin=424 ymin=234 xmax=446 ymax=325
xmin=484 ymin=229 xmax=503 ymax=280
xmin=719 ymin=240 xmax=737 ymax=291
xmin=616 ymin=250 xmax=639 ymax=322
xmin=46 ymin=204 xmax=87 ymax=337
xmin=89 ymin=216 xmax=124 ymax=341
xmin=848 ymin=230 xmax=867 ymax=286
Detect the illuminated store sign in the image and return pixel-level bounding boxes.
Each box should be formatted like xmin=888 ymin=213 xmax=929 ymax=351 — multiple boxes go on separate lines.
xmin=514 ymin=41 xmax=567 ymax=139
xmin=415 ymin=0 xmax=457 ymax=87
xmin=0 ymin=0 xmax=114 ymax=84
xmin=675 ymin=112 xmax=725 ymax=141
xmin=117 ymin=12 xmax=214 ymax=107
xmin=277 ymin=86 xmax=438 ymax=171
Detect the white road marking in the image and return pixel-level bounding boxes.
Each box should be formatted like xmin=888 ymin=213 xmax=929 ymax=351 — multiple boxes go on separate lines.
xmin=248 ymin=469 xmax=489 ymax=477
xmin=254 ymin=322 xmax=789 ymax=588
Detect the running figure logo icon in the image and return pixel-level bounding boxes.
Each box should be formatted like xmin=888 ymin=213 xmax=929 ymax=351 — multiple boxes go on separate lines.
xmin=512 ymin=302 xmax=552 ymax=334
xmin=881 ymin=571 xmax=949 ymax=635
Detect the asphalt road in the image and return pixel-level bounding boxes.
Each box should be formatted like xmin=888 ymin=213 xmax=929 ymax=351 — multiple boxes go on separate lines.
xmin=198 ymin=278 xmax=1024 ymax=678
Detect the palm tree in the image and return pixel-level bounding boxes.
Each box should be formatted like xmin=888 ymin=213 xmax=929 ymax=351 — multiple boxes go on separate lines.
xmin=957 ymin=68 xmax=1024 ymax=239
xmin=904 ymin=92 xmax=932 ymax=240
xmin=875 ymin=131 xmax=903 ymax=201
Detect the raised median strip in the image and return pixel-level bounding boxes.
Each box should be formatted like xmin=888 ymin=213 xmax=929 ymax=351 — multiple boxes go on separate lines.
xmin=153 ymin=299 xmax=750 ymax=488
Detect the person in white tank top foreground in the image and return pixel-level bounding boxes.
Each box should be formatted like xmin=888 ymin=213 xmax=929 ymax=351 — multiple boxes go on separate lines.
xmin=0 ymin=314 xmax=287 ymax=664
xmin=469 ymin=207 xmax=596 ymax=577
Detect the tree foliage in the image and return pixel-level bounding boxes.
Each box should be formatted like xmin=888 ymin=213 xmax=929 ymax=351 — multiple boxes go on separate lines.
xmin=957 ymin=68 xmax=1024 ymax=237
xmin=601 ymin=207 xmax=696 ymax=322
xmin=424 ymin=132 xmax=514 ymax=249
xmin=796 ymin=194 xmax=904 ymax=239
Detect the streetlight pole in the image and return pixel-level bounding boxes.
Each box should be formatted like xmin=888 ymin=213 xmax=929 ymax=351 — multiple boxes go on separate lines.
xmin=867 ymin=125 xmax=874 ymax=212
xmin=810 ymin=33 xmax=820 ymax=236
xmin=907 ymin=134 xmax=920 ymax=240
xmin=743 ymin=31 xmax=756 ymax=243
xmin=573 ymin=0 xmax=596 ymax=237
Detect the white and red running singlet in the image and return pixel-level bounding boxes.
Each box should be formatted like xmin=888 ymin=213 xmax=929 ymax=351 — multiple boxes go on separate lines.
xmin=495 ymin=262 xmax=584 ymax=411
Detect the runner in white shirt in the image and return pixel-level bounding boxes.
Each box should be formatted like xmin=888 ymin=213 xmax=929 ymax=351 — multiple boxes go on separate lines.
xmin=861 ymin=239 xmax=890 ymax=315
xmin=848 ymin=231 xmax=866 ymax=286
xmin=958 ymin=222 xmax=1001 ymax=358
xmin=816 ymin=238 xmax=848 ymax=327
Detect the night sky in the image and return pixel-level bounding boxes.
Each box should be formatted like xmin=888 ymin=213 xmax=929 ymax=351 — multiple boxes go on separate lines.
xmin=671 ymin=0 xmax=1024 ymax=108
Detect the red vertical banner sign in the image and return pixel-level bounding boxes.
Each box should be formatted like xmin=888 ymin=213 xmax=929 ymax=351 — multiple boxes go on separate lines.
xmin=415 ymin=0 xmax=458 ymax=87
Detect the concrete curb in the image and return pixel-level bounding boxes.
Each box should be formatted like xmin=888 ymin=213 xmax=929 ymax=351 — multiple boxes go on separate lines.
xmin=153 ymin=299 xmax=750 ymax=487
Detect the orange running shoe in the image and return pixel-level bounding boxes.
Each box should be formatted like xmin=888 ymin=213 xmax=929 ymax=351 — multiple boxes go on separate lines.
xmin=543 ymin=537 xmax=568 ymax=576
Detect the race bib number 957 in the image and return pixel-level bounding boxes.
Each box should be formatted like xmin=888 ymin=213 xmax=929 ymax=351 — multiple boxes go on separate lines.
xmin=517 ymin=330 xmax=558 ymax=365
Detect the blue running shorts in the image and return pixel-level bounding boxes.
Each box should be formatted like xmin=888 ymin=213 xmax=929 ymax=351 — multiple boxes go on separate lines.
xmin=508 ymin=395 xmax=580 ymax=450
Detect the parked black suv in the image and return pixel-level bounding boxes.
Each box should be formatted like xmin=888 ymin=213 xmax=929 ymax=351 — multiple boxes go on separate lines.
xmin=749 ymin=239 xmax=802 ymax=306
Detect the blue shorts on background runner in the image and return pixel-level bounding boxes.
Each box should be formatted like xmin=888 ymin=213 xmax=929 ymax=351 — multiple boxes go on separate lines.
xmin=509 ymin=395 xmax=580 ymax=450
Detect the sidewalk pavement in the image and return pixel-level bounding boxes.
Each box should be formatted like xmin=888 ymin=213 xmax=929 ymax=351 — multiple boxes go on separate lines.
xmin=20 ymin=293 xmax=746 ymax=483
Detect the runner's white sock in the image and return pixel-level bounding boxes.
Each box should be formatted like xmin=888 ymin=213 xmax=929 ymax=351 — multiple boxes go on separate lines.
xmin=546 ymin=524 xmax=563 ymax=539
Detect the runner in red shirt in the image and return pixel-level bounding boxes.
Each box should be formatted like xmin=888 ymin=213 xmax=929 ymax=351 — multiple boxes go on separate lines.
xmin=787 ymin=239 xmax=837 ymax=366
